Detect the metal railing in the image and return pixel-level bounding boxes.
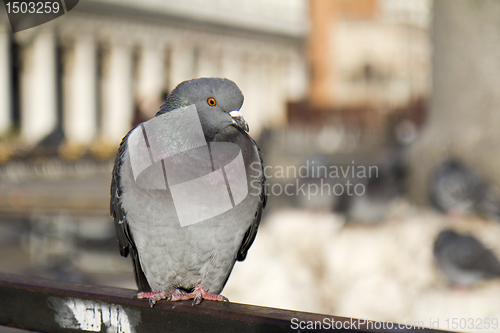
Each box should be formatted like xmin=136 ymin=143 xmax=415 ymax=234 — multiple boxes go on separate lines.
xmin=0 ymin=272 xmax=448 ymax=333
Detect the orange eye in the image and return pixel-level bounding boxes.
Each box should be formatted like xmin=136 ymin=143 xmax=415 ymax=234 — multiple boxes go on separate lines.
xmin=207 ymin=97 xmax=217 ymax=107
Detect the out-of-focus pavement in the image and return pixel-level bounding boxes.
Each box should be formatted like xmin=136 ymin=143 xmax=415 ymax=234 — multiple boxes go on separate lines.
xmin=0 ymin=159 xmax=139 ymax=296
xmin=0 ymin=159 xmax=113 ymax=217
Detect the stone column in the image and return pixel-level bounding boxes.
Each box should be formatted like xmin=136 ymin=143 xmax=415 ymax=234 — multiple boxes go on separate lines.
xmin=136 ymin=43 xmax=164 ymax=119
xmin=286 ymin=49 xmax=308 ymax=103
xmin=63 ymin=36 xmax=97 ymax=145
xmin=101 ymin=43 xmax=133 ymax=144
xmin=196 ymin=47 xmax=221 ymax=78
xmin=266 ymin=55 xmax=287 ymax=126
xmin=0 ymin=24 xmax=11 ymax=135
xmin=409 ymin=0 xmax=500 ymax=204
xmin=240 ymin=54 xmax=264 ymax=137
xmin=20 ymin=31 xmax=58 ymax=145
xmin=169 ymin=43 xmax=194 ymax=87
xmin=221 ymin=47 xmax=242 ymax=85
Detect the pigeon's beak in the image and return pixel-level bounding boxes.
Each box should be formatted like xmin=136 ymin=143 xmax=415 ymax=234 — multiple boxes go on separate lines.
xmin=229 ymin=110 xmax=249 ymax=132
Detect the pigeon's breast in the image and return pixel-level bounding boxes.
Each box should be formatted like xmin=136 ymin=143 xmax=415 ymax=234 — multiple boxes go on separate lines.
xmin=120 ymin=127 xmax=262 ymax=293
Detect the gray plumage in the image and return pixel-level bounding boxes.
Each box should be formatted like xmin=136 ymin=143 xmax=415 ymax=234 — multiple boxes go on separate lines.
xmin=430 ymin=159 xmax=500 ymax=219
xmin=433 ymin=229 xmax=500 ymax=286
xmin=111 ymin=78 xmax=267 ymax=297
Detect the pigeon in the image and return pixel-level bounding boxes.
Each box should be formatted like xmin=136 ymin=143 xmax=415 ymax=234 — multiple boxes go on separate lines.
xmin=32 ymin=126 xmax=65 ymax=157
xmin=433 ymin=229 xmax=500 ymax=286
xmin=334 ymin=158 xmax=405 ymax=224
xmin=430 ymin=159 xmax=500 ymax=219
xmin=110 ymin=78 xmax=267 ymax=306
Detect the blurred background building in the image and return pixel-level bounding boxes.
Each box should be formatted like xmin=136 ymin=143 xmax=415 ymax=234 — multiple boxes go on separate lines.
xmin=306 ymin=0 xmax=428 ymax=133
xmin=2 ymin=1 xmax=500 ymax=332
xmin=0 ymin=0 xmax=308 ymax=153
xmin=0 ymin=0 xmax=431 ymax=156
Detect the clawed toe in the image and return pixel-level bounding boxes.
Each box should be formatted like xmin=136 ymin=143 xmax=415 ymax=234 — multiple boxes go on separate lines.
xmin=183 ymin=285 xmax=229 ymax=305
xmin=135 ymin=286 xmax=228 ymax=306
xmin=135 ymin=291 xmax=171 ymax=307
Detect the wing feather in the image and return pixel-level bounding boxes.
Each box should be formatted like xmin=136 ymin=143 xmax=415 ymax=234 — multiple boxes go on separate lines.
xmin=110 ymin=131 xmax=152 ymax=291
xmin=236 ymin=141 xmax=267 ymax=262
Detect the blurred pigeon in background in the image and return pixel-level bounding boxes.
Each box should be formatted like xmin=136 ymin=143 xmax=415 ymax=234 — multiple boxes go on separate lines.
xmin=430 ymin=159 xmax=500 ymax=219
xmin=433 ymin=229 xmax=500 ymax=286
xmin=334 ymin=158 xmax=406 ymax=224
xmin=32 ymin=126 xmax=65 ymax=157
xmin=111 ymin=78 xmax=267 ymax=306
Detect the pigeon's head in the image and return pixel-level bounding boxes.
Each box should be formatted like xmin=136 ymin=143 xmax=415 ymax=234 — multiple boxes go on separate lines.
xmin=433 ymin=229 xmax=458 ymax=254
xmin=158 ymin=77 xmax=248 ymax=140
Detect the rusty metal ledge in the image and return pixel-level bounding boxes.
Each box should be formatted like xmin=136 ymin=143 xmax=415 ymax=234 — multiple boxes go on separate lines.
xmin=0 ymin=272 xmax=449 ymax=333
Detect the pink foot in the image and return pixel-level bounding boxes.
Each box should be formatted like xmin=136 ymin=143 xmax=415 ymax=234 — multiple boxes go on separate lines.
xmin=452 ymin=284 xmax=470 ymax=292
xmin=169 ymin=285 xmax=229 ymax=306
xmin=136 ymin=291 xmax=173 ymax=307
xmin=136 ymin=285 xmax=228 ymax=307
xmin=447 ymin=209 xmax=464 ymax=221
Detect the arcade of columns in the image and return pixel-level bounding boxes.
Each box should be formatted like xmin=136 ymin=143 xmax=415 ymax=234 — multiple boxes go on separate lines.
xmin=0 ymin=10 xmax=307 ymax=152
